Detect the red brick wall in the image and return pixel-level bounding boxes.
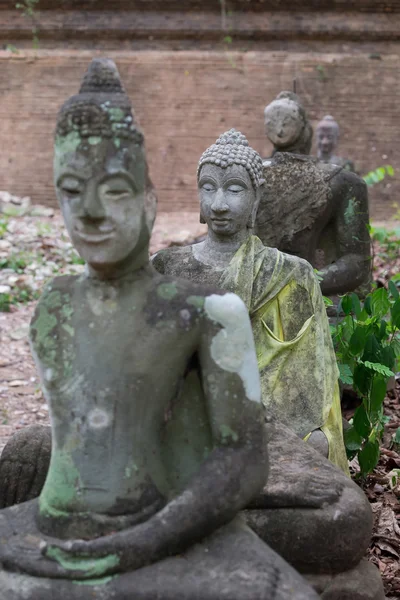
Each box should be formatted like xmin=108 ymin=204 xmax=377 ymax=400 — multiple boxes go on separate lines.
xmin=0 ymin=4 xmax=399 ymax=219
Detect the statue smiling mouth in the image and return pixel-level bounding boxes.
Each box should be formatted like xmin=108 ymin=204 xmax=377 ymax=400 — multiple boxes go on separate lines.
xmin=74 ymin=222 xmax=115 ymax=243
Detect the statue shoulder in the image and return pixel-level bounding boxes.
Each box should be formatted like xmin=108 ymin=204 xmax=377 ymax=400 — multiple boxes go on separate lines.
xmin=151 ymin=246 xmax=193 ymax=275
xmin=276 ymin=250 xmax=318 ymax=287
xmin=30 ymin=275 xmax=77 ymax=355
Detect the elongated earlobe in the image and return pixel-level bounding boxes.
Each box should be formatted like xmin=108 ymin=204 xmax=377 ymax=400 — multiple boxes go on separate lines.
xmin=200 ymin=214 xmax=206 ymax=224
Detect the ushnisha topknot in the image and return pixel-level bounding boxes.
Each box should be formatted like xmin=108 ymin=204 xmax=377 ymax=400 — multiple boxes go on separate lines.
xmin=55 ymin=58 xmax=143 ymax=144
xmin=197 ymin=129 xmax=264 ymax=190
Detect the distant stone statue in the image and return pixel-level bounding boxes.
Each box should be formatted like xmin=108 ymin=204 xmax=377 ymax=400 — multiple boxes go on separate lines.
xmin=153 ymin=129 xmax=348 ymax=472
xmin=316 ymin=114 xmax=356 ymax=172
xmin=0 ymin=59 xmax=319 ymax=600
xmin=259 ymin=92 xmax=371 ymax=299
xmin=264 ymin=91 xmax=313 ymax=156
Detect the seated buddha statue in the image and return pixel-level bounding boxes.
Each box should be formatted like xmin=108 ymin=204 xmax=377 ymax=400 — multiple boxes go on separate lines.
xmin=0 ymin=58 xmax=318 ymax=600
xmin=316 ymin=115 xmax=356 ymax=172
xmin=259 ymin=92 xmax=371 ymax=299
xmin=152 ymin=129 xmax=348 ymax=472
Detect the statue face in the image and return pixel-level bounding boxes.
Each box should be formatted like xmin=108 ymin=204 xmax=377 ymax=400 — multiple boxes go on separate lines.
xmin=317 ymin=124 xmax=337 ymax=156
xmin=54 ymin=137 xmax=148 ymax=271
xmin=264 ymin=100 xmax=303 ymax=147
xmin=198 ymin=164 xmax=256 ymax=237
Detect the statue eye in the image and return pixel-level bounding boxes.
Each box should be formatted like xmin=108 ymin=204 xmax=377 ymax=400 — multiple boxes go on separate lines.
xmin=227 ymin=185 xmax=244 ymax=194
xmin=202 ymin=183 xmax=215 ymax=192
xmin=105 ymin=188 xmax=130 ymax=198
xmin=59 ymin=179 xmax=82 ymax=197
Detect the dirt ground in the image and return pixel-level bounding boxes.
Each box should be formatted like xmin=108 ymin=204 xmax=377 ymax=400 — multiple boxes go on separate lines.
xmin=0 ymin=207 xmax=399 ymax=596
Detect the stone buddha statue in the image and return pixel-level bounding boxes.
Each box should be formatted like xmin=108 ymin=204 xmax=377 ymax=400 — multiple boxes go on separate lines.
xmin=0 ymin=58 xmax=319 ymax=600
xmin=258 ymin=93 xmax=371 ymax=299
xmin=316 ymin=115 xmax=356 ymax=172
xmin=152 ymin=129 xmax=347 ymax=471
xmin=264 ymin=91 xmax=313 ymax=156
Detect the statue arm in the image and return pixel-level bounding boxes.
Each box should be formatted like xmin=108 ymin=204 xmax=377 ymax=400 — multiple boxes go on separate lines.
xmin=44 ymin=292 xmax=267 ymax=577
xmin=319 ymin=172 xmax=371 ymax=295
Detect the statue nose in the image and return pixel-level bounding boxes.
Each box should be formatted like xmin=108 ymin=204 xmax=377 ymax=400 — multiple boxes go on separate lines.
xmin=211 ymin=189 xmax=229 ymax=212
xmin=82 ymin=184 xmax=106 ymax=219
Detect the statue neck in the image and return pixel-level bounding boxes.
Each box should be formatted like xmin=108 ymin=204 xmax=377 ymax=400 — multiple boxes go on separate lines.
xmin=86 ymin=244 xmax=151 ymax=282
xmin=317 ymin=150 xmax=333 ymax=162
xmin=196 ymin=228 xmax=250 ymax=268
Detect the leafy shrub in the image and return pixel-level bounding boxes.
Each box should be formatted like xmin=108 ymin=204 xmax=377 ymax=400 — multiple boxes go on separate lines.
xmin=363 ymin=165 xmax=394 ymax=187
xmin=332 ymin=283 xmax=400 ymax=476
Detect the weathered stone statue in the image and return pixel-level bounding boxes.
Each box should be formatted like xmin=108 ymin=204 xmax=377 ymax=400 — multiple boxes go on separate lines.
xmin=264 ymin=91 xmax=313 ymax=156
xmin=152 ymin=130 xmax=383 ymax=599
xmin=259 ymin=93 xmax=371 ymax=298
xmin=153 ymin=129 xmax=347 ymax=472
xmin=0 ymin=59 xmax=320 ymax=600
xmin=316 ymin=114 xmax=356 ymax=172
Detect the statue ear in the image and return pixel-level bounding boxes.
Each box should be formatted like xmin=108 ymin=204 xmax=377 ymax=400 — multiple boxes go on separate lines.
xmin=199 ymin=214 xmax=206 ymax=224
xmin=247 ymin=183 xmax=264 ymax=229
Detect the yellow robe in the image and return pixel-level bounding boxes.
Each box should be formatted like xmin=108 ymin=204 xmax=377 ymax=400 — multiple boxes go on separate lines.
xmin=220 ymin=236 xmax=348 ymax=473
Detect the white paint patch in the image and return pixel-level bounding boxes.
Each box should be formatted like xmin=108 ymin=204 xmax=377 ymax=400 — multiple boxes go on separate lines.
xmin=87 ymin=407 xmax=111 ymax=430
xmin=204 ymin=293 xmax=261 ymax=403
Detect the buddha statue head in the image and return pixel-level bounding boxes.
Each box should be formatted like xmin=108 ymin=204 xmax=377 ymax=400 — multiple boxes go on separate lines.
xmin=54 ymin=58 xmax=157 ymax=276
xmin=264 ymin=91 xmax=313 ymax=155
xmin=316 ymin=115 xmax=340 ymax=161
xmin=197 ymin=129 xmax=264 ymax=238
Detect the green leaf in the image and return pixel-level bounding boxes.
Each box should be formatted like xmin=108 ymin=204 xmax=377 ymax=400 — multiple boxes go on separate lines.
xmin=362 ymin=361 xmax=395 ymax=378
xmin=377 ymin=319 xmax=387 ymax=341
xmin=391 ymin=298 xmax=400 ymax=329
xmin=349 ymin=326 xmax=368 ymax=356
xmin=353 ymin=362 xmax=372 ymax=395
xmin=394 ymin=427 xmax=400 ymax=444
xmin=351 ymin=293 xmax=362 ymax=318
xmin=353 ymin=405 xmax=371 ymax=438
xmin=386 ymin=164 xmax=395 ymax=176
xmin=362 ymin=334 xmax=381 ymax=364
xmin=341 ymin=295 xmax=352 ymax=316
xmin=359 ymin=440 xmax=380 ymax=474
xmin=389 ymin=280 xmax=400 ymax=300
xmin=381 ymin=345 xmax=396 ymax=370
xmin=344 ymin=426 xmax=363 ymax=452
xmin=364 ymin=296 xmax=372 ymax=316
xmin=370 ymin=376 xmax=387 ymax=417
xmin=371 ymin=288 xmax=390 ymax=319
xmin=338 ymin=363 xmax=353 ymax=385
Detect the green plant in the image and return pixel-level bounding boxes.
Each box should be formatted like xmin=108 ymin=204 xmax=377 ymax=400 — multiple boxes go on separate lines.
xmin=16 ymin=0 xmax=40 ymax=48
xmin=332 ymin=284 xmax=400 ymax=476
xmin=0 ymin=217 xmax=9 ymax=238
xmin=370 ymin=225 xmax=400 ymax=262
xmin=363 ymin=165 xmax=394 ymax=187
xmin=0 ymin=293 xmax=12 ymax=312
xmin=0 ymin=252 xmax=29 ymax=273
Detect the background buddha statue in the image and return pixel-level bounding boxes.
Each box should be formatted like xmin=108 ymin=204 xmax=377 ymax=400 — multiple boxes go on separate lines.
xmin=316 ymin=114 xmax=356 ymax=172
xmin=153 ymin=129 xmax=348 ymax=472
xmin=264 ymin=91 xmax=313 ymax=156
xmin=258 ymin=92 xmax=371 ymax=299
xmin=0 ymin=58 xmax=319 ymax=600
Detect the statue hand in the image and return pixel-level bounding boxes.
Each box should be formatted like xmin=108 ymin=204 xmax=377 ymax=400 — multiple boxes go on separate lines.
xmin=0 ymin=425 xmax=51 ymax=508
xmin=42 ymin=527 xmax=148 ymax=578
xmin=0 ymin=534 xmax=97 ymax=580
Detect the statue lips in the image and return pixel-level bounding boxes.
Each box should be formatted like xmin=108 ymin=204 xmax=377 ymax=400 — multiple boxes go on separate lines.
xmin=211 ymin=217 xmax=231 ymax=226
xmin=74 ymin=222 xmax=115 ymax=244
